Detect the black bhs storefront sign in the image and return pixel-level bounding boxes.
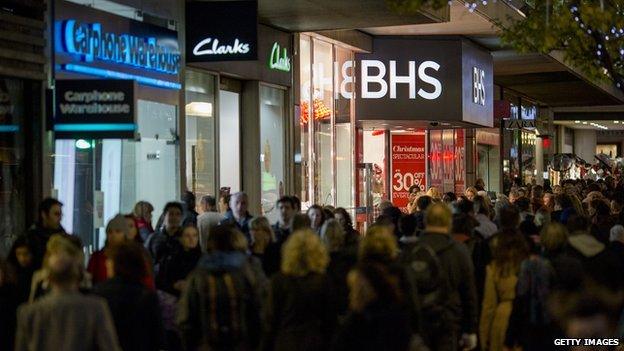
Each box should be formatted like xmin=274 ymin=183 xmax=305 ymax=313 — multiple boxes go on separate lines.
xmin=186 ymin=1 xmax=258 ymax=62
xmin=54 ymin=79 xmax=136 ymax=139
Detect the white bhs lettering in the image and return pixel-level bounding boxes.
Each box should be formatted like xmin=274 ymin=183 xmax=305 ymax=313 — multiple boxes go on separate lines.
xmin=361 ymin=60 xmax=442 ymax=100
xmin=193 ymin=38 xmax=250 ymax=56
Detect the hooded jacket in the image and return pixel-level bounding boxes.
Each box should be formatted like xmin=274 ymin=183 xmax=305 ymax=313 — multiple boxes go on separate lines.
xmin=563 ymin=232 xmax=624 ymax=292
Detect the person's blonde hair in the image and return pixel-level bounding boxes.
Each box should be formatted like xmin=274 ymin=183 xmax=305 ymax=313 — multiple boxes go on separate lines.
xmin=249 ymin=216 xmax=275 ymax=241
xmin=44 ymin=234 xmax=84 ymax=284
xmin=281 ymin=229 xmax=329 ymax=277
xmin=426 ymin=186 xmax=442 ymax=200
xmin=540 ymin=222 xmax=568 ymax=252
xmin=321 ymin=219 xmax=345 ymax=252
xmin=465 ymin=186 xmax=478 ymax=196
xmin=359 ymin=225 xmax=398 ymax=262
xmin=231 ymin=229 xmax=249 ymax=252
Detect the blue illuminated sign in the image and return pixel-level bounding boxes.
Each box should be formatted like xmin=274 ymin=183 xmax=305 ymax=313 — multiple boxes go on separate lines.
xmin=62 ymin=19 xmax=181 ymax=75
xmin=54 ymin=123 xmax=136 ymax=132
xmin=63 ymin=64 xmax=181 ymax=90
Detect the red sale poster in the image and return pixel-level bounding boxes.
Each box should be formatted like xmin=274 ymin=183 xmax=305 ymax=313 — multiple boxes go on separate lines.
xmin=454 ymin=129 xmax=466 ymax=195
xmin=442 ymin=130 xmax=455 ymax=194
xmin=390 ymin=131 xmax=426 ymax=211
xmin=429 ymin=130 xmax=443 ymax=190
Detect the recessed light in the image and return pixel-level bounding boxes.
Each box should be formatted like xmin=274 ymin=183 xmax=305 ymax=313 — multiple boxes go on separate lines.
xmin=575 ymin=120 xmax=581 ymax=123
xmin=582 ymin=121 xmax=588 ymax=124
xmin=615 ymin=121 xmax=620 ymax=124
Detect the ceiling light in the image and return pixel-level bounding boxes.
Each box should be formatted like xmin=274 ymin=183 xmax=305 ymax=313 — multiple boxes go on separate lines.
xmin=185 ymin=102 xmax=213 ymax=117
xmin=582 ymin=121 xmax=588 ymax=124
xmin=575 ymin=120 xmax=581 ymax=123
xmin=615 ymin=121 xmax=620 ymax=124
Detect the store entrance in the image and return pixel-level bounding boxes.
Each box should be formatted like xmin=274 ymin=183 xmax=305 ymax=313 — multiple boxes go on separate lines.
xmin=218 ymin=77 xmax=242 ymax=193
xmin=356 ymin=126 xmax=468 ymax=215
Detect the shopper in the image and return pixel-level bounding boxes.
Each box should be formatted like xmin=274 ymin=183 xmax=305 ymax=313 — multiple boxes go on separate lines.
xmin=321 ymin=219 xmax=356 ymax=318
xmin=272 ymin=196 xmax=295 ymax=242
xmin=261 ymin=229 xmax=335 ymax=351
xmin=156 ymin=225 xmax=202 ymax=297
xmin=6 ymin=236 xmax=36 ymax=304
xmin=307 ymin=205 xmax=326 ymax=235
xmin=15 ymin=235 xmax=121 ymax=351
xmin=333 ymin=207 xmax=360 ymax=249
xmin=220 ymin=192 xmax=254 ymax=244
xmin=473 ymin=195 xmax=497 ymax=239
xmin=181 ymin=191 xmax=199 ymax=227
xmin=465 ymin=187 xmax=478 ymax=202
xmin=413 ymin=195 xmax=433 ymax=235
xmin=133 ymin=201 xmax=154 ymax=242
xmin=330 ymin=262 xmax=413 ymax=351
xmin=417 ymin=202 xmax=478 ymax=351
xmin=93 ymin=242 xmax=164 ymax=351
xmin=197 ymin=195 xmax=225 ymax=252
xmin=145 ymin=202 xmax=184 ymax=276
xmin=24 ymin=198 xmax=66 ymax=269
xmin=177 ymin=225 xmax=262 ymax=351
xmin=88 ymin=214 xmax=129 ymax=285
xmin=479 ymin=230 xmax=529 ymax=351
xmin=249 ymin=216 xmax=277 ymax=275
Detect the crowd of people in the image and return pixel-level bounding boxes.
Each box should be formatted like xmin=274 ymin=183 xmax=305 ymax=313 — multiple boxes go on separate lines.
xmin=1 ymin=176 xmax=624 ymax=351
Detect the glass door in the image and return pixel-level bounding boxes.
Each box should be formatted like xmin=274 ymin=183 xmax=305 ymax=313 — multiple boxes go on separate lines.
xmin=218 ymin=78 xmax=242 ymax=193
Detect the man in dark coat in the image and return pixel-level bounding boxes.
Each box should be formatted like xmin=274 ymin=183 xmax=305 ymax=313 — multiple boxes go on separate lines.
xmin=145 ymin=202 xmax=183 ymax=276
xmin=24 ymin=198 xmax=66 ymax=269
xmin=418 ymin=203 xmax=478 ymax=351
xmin=220 ymin=192 xmax=254 ymax=244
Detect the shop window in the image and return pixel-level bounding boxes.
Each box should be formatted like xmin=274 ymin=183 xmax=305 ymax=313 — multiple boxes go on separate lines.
xmin=53 ymin=99 xmax=179 ymax=252
xmin=185 ymin=70 xmax=217 ymax=200
xmin=0 ymin=78 xmax=26 ymax=255
xmin=313 ymin=39 xmax=334 ymax=206
xmin=260 ymin=85 xmax=286 ymax=222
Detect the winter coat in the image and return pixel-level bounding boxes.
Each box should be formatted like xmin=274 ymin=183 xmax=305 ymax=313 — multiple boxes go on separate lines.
xmin=419 ymin=232 xmax=479 ymax=335
xmin=474 ymin=213 xmax=497 ymax=239
xmin=261 ymin=273 xmax=336 ymax=351
xmin=0 ymin=283 xmax=18 ymax=351
xmin=177 ymin=251 xmax=262 ymax=351
xmin=563 ymin=232 xmax=624 ymax=292
xmin=326 ymin=249 xmax=358 ymax=317
xmin=87 ymin=249 xmax=109 ymax=285
xmin=479 ymin=264 xmax=518 ymax=351
xmin=505 ymin=255 xmax=557 ymax=351
xmin=145 ymin=227 xmax=182 ymax=275
xmin=15 ymin=291 xmax=121 ymax=351
xmin=330 ymin=301 xmax=412 ymax=351
xmin=93 ymin=276 xmax=164 ymax=351
xmin=156 ymin=247 xmax=201 ymax=296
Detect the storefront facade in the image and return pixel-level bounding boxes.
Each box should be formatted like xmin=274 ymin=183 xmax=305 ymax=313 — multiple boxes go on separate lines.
xmin=52 ymin=0 xmax=182 ymax=251
xmin=297 ymin=35 xmax=493 ymax=219
xmin=0 ymin=2 xmax=47 ymax=256
xmin=185 ymin=1 xmax=294 ymax=222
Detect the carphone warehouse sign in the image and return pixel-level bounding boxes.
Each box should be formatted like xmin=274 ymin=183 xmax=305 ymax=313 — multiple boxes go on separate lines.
xmin=355 ymin=38 xmax=493 ymax=127
xmin=54 ymin=79 xmax=136 ymax=139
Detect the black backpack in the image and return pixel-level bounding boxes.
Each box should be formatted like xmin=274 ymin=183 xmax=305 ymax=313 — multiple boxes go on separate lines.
xmin=402 ymin=240 xmax=453 ymax=331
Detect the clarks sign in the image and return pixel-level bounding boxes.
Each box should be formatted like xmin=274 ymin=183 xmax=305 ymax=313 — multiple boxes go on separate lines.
xmin=355 ymin=38 xmax=493 ymax=127
xmin=186 ymin=1 xmax=257 ymax=62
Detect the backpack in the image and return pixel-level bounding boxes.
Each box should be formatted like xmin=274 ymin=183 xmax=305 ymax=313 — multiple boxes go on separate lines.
xmin=402 ymin=240 xmax=453 ymax=332
xmin=200 ymin=270 xmax=250 ymax=350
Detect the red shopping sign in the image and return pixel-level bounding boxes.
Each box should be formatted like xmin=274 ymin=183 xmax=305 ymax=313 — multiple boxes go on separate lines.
xmin=391 ymin=132 xmax=426 ymax=211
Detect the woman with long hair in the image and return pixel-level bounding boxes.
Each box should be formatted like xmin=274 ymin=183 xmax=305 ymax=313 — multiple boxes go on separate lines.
xmin=261 ymin=229 xmax=334 ymax=351
xmin=479 ymin=232 xmax=529 ymax=351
